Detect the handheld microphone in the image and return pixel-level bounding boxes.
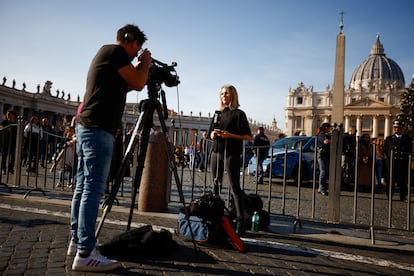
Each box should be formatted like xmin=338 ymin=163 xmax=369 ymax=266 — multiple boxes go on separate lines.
xmin=213 ymin=110 xmax=222 ymax=130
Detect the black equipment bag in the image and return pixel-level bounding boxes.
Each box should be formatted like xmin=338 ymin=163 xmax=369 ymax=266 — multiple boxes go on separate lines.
xmin=98 ymin=224 xmax=177 ymax=258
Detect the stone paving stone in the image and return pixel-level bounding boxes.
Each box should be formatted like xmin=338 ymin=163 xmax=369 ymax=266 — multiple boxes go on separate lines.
xmin=1 ymin=180 xmax=414 ymax=275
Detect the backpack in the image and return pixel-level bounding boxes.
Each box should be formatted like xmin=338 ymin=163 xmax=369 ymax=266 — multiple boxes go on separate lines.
xmin=229 ymin=191 xmax=270 ymax=231
xmin=178 ymin=192 xmax=228 ymax=246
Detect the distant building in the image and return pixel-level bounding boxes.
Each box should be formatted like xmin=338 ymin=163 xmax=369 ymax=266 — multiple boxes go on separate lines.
xmin=285 ymin=35 xmax=408 ymax=139
xmin=0 ymin=79 xmax=281 ymax=145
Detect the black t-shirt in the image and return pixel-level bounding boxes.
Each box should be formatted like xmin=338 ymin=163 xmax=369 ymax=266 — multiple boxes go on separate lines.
xmin=78 ymin=45 xmax=131 ymax=135
xmin=209 ymin=107 xmax=251 ymax=156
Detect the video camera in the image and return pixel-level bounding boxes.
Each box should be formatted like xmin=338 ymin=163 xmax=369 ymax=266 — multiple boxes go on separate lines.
xmin=147 ymin=58 xmax=180 ymax=88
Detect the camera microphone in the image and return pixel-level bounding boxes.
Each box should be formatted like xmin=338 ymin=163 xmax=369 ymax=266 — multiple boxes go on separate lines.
xmin=152 ymin=58 xmax=177 ymax=68
xmin=151 ymin=58 xmax=164 ymax=66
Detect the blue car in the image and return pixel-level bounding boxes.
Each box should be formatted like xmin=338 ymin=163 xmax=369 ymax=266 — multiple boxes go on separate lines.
xmin=248 ymin=136 xmax=318 ymax=184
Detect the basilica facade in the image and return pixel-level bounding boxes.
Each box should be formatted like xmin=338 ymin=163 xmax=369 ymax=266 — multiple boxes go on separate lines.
xmin=285 ymin=35 xmax=408 ymax=139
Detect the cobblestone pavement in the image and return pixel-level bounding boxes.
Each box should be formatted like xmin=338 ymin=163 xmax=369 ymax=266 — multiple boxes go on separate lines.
xmin=1 ymin=184 xmax=414 ymax=275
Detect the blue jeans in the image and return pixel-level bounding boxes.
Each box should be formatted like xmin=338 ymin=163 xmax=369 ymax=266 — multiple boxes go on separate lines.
xmin=198 ymin=151 xmax=205 ymax=170
xmin=375 ymin=157 xmax=382 ymax=185
xmin=318 ymin=155 xmax=330 ymax=192
xmin=70 ymin=124 xmax=114 ymax=253
xmin=58 ymin=166 xmax=73 ymax=183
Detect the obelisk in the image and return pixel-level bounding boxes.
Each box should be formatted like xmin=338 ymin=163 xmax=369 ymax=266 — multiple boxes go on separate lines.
xmin=332 ymin=11 xmax=345 ymax=125
xmin=328 ymin=11 xmax=346 ymax=224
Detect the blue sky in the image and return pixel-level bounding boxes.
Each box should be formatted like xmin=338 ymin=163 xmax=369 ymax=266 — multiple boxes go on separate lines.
xmin=1 ymin=0 xmax=413 ymax=131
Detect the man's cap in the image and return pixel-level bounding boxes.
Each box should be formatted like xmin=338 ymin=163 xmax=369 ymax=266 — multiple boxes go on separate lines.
xmin=393 ymin=120 xmax=403 ymax=127
xmin=321 ymin=122 xmax=331 ymax=128
xmin=258 ymin=126 xmax=265 ymax=131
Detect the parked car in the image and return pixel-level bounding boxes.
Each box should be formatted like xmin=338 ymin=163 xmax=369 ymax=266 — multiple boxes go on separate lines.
xmin=248 ymin=136 xmax=318 ymax=184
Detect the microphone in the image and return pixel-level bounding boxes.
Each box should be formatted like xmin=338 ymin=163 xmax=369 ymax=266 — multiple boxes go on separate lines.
xmin=213 ymin=110 xmax=222 ymax=130
xmin=152 ymin=58 xmax=177 ymax=68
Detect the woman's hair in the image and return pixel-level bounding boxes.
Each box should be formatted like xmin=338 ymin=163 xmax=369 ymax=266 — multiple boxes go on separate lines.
xmin=219 ymin=84 xmax=240 ymax=111
xmin=28 ymin=115 xmax=39 ymax=125
xmin=360 ymin=133 xmax=370 ymax=143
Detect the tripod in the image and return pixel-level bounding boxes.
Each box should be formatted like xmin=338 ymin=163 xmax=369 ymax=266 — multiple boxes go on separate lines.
xmin=95 ymin=76 xmax=187 ymax=239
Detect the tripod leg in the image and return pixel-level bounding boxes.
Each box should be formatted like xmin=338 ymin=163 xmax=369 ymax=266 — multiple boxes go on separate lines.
xmin=212 ymin=151 xmax=223 ymax=196
xmin=95 ymin=107 xmax=149 ymax=238
xmin=126 ymin=110 xmax=153 ymax=230
xmin=157 ymin=107 xmax=199 ymax=253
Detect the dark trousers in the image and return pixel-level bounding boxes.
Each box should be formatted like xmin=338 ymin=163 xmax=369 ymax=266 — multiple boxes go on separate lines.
xmin=211 ymin=152 xmax=245 ymax=220
xmin=256 ymin=158 xmax=264 ymax=183
xmin=1 ymin=145 xmax=15 ymax=172
xmin=386 ymin=159 xmax=409 ymax=200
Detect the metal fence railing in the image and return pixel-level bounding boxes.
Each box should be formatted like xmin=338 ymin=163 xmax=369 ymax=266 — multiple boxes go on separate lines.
xmin=1 ymin=120 xmax=412 ymax=241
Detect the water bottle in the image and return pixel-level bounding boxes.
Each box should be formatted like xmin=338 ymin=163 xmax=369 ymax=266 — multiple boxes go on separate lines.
xmin=251 ymin=211 xmax=260 ymax=232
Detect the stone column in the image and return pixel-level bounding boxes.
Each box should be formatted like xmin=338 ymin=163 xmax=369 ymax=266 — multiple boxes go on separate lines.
xmin=305 ymin=115 xmax=313 ymax=136
xmin=372 ymin=115 xmax=378 ymax=138
xmin=286 ymin=116 xmax=294 ymax=136
xmin=356 ymin=116 xmax=361 ymax=136
xmin=344 ymin=115 xmax=350 ymax=131
xmin=384 ymin=115 xmax=391 ymax=137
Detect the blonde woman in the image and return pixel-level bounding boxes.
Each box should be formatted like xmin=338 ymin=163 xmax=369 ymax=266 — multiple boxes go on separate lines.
xmin=209 ymin=84 xmax=252 ymax=235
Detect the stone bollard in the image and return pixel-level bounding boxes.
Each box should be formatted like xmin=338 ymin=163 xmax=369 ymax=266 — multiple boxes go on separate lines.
xmin=138 ymin=131 xmax=170 ymax=212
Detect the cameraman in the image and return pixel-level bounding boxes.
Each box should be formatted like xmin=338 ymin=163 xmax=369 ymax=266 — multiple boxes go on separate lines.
xmin=69 ymin=24 xmax=151 ymax=272
xmin=209 ymin=84 xmax=252 ymax=235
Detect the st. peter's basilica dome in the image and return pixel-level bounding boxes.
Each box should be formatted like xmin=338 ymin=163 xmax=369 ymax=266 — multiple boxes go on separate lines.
xmin=348 ymin=34 xmax=405 ymax=91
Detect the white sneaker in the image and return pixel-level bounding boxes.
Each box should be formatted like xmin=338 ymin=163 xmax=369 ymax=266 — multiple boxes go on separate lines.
xmin=72 ymin=249 xmax=120 ymax=272
xmin=67 ymin=239 xmax=77 ymax=256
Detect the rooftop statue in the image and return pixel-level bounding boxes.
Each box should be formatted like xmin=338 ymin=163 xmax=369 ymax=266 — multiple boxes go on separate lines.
xmin=42 ymin=80 xmax=53 ymax=95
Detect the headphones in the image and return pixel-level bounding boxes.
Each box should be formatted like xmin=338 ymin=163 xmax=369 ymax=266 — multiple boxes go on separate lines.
xmin=124 ymin=32 xmax=136 ymax=43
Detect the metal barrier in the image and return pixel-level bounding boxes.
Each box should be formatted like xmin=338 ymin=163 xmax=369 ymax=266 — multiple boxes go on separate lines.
xmin=1 ymin=123 xmax=412 ymax=239
xmin=0 ymin=118 xmax=76 ymax=196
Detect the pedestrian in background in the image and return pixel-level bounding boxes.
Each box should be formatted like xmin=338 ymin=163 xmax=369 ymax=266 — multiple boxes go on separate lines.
xmin=371 ymin=137 xmax=384 ymax=192
xmin=54 ymin=126 xmax=76 ymax=189
xmin=383 ymin=120 xmax=412 ymax=201
xmin=317 ymin=122 xmax=331 ymax=196
xmin=197 ymin=131 xmax=208 ymax=172
xmin=342 ymin=126 xmax=357 ymax=190
xmin=0 ymin=109 xmax=17 ymax=174
xmin=252 ymin=126 xmax=270 ymax=184
xmin=23 ymin=115 xmax=43 ymax=174
xmin=40 ymin=117 xmax=53 ymax=168
xmin=357 ymin=133 xmax=373 ymax=192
